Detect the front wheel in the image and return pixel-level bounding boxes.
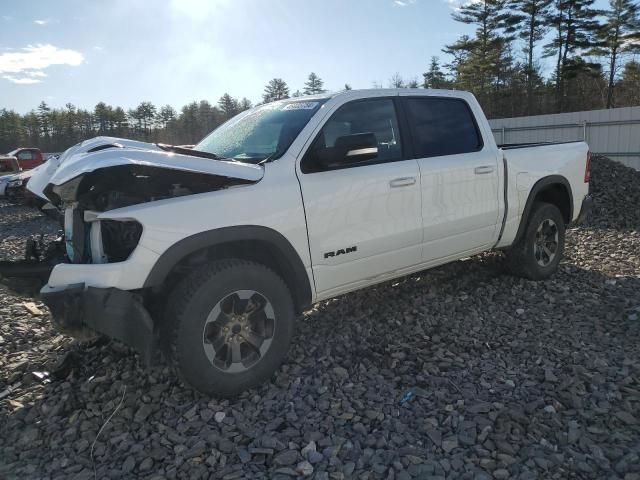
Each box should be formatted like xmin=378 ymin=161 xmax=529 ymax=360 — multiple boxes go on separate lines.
xmin=505 ymin=202 xmax=565 ymax=280
xmin=164 ymin=259 xmax=295 ymax=397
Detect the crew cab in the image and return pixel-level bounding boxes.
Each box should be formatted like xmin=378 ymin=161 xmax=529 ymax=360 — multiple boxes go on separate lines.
xmin=12 ymin=89 xmax=591 ymax=396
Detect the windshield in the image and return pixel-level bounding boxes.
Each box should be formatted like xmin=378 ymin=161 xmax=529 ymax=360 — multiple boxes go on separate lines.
xmin=195 ymin=99 xmax=327 ymax=164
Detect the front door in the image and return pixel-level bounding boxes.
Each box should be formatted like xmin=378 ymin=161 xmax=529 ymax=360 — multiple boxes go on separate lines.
xmin=296 ymin=97 xmax=422 ymax=297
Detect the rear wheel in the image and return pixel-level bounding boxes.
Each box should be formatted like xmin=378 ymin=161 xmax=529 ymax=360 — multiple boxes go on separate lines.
xmin=164 ymin=259 xmax=295 ymax=397
xmin=505 ymin=202 xmax=565 ymax=280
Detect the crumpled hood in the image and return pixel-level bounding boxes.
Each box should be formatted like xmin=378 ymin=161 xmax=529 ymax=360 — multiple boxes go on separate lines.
xmin=27 ymin=136 xmax=264 ymax=200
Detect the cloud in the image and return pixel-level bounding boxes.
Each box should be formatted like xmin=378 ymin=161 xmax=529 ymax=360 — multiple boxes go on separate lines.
xmin=2 ymin=70 xmax=47 ymax=84
xmin=34 ymin=19 xmax=52 ymax=25
xmin=394 ymin=0 xmax=416 ymax=6
xmin=0 ymin=44 xmax=83 ymax=84
xmin=3 ymin=75 xmax=41 ymax=84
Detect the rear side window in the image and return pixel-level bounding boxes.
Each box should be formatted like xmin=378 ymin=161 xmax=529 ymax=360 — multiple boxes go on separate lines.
xmin=404 ymin=97 xmax=482 ymax=158
xmin=17 ymin=150 xmax=34 ymax=161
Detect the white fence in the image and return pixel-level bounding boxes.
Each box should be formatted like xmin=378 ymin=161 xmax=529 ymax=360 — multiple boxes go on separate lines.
xmin=489 ymin=106 xmax=640 ymax=170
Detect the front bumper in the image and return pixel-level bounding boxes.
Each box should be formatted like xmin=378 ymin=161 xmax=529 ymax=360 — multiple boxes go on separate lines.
xmin=40 ymin=283 xmax=156 ymax=364
xmin=574 ymin=194 xmax=593 ymax=225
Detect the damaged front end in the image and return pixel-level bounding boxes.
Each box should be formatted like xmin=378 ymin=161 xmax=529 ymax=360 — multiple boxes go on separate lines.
xmin=1 ymin=139 xmax=263 ymax=361
xmin=47 ymin=163 xmax=253 ymax=265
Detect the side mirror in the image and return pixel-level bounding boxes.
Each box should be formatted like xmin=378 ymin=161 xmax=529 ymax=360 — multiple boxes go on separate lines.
xmin=315 ymin=133 xmax=378 ymax=169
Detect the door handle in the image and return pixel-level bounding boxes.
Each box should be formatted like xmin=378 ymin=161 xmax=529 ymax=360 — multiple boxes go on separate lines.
xmin=474 ymin=165 xmax=495 ymax=175
xmin=389 ymin=177 xmax=416 ymax=188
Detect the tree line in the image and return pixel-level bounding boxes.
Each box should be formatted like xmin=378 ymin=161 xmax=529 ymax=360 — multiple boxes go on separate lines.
xmin=1 ymin=0 xmax=639 ymax=153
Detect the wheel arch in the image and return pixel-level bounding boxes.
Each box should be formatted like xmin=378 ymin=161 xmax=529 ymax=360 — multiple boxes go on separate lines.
xmin=514 ymin=175 xmax=573 ymax=245
xmin=143 ymin=226 xmax=313 ymax=313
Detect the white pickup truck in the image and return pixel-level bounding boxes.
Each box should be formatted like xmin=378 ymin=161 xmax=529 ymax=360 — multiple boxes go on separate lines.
xmin=13 ymin=89 xmax=592 ymax=396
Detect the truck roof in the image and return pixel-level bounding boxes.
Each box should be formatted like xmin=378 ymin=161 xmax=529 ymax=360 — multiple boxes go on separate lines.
xmin=290 ymin=88 xmax=466 ymax=103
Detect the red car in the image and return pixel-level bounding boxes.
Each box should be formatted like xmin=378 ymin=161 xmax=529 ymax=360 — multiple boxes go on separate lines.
xmin=0 ymin=148 xmax=45 ymax=171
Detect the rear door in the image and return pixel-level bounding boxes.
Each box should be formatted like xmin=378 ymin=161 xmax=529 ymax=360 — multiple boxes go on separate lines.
xmin=400 ymin=95 xmax=500 ymax=261
xmin=296 ymin=96 xmax=422 ymax=297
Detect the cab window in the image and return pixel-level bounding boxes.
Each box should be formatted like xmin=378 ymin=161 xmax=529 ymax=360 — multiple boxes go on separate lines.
xmin=302 ymin=98 xmax=403 ymax=173
xmin=404 ymin=97 xmax=482 ymax=158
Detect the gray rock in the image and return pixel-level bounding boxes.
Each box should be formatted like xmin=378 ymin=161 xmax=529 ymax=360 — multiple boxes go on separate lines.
xmin=333 ymin=366 xmax=349 ymax=378
xmin=301 ymin=440 xmax=316 ymax=457
xmin=296 ymin=460 xmax=314 ymax=476
xmin=237 ymin=448 xmax=251 ymax=464
xmin=134 ymin=404 xmax=154 ymax=422
xmin=273 ymin=450 xmax=299 ymax=466
xmin=308 ymin=451 xmax=323 ymax=464
xmin=139 ymin=457 xmax=154 ymax=472
xmin=493 ymin=469 xmax=510 ymax=480
xmin=615 ymin=411 xmax=637 ymax=425
xmin=122 ymin=455 xmax=135 ymax=473
xmin=442 ymin=436 xmax=458 ymax=453
xmin=425 ymin=426 xmax=442 ymax=447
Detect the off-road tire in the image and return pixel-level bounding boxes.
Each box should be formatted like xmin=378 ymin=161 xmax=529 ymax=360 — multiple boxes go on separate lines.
xmin=505 ymin=202 xmax=565 ymax=280
xmin=163 ymin=259 xmax=295 ymax=397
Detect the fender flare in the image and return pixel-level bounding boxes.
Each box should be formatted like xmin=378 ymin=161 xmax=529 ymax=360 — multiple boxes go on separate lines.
xmin=513 ymin=175 xmax=573 ymax=245
xmin=143 ymin=225 xmax=312 ymax=311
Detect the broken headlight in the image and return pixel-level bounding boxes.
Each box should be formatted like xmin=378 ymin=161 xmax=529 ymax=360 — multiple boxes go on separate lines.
xmin=99 ymin=220 xmax=143 ymax=263
xmin=64 ymin=206 xmax=143 ymax=264
xmin=89 ymin=220 xmax=142 ymax=263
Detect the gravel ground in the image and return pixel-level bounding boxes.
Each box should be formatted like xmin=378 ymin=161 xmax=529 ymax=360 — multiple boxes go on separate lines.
xmin=0 ymin=156 xmax=639 ymax=480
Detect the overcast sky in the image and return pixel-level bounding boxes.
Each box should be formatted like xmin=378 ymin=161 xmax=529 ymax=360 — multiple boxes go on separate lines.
xmin=0 ymin=0 xmax=609 ymax=113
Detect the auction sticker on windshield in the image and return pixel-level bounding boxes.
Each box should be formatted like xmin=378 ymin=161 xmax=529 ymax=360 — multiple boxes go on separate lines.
xmin=282 ymin=102 xmax=319 ymax=111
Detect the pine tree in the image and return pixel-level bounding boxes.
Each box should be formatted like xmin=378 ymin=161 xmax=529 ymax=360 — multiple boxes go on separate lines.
xmin=196 ymin=100 xmax=220 ymax=138
xmin=619 ymin=60 xmax=640 ymax=106
xmin=156 ymin=105 xmax=176 ymax=129
xmin=445 ymin=0 xmax=512 ymax=115
xmin=24 ymin=111 xmax=41 ymax=147
xmin=37 ymin=101 xmax=51 ymax=141
xmin=127 ymin=108 xmax=142 ymax=134
xmin=61 ymin=103 xmax=77 ymax=146
xmin=179 ymin=102 xmax=199 ymax=143
xmin=543 ymin=0 xmax=601 ymax=112
xmin=344 ymin=83 xmax=352 ymax=90
xmin=588 ymin=0 xmax=640 ymax=108
xmin=112 ymin=107 xmax=128 ymax=136
xmin=0 ymin=109 xmax=24 ymax=153
xmin=136 ymin=102 xmax=157 ymax=136
xmin=239 ymin=98 xmax=253 ymax=111
xmin=218 ymin=93 xmax=240 ymax=119
xmin=506 ymin=0 xmax=553 ymax=114
xmin=94 ymin=102 xmax=111 ymax=133
xmin=262 ymin=78 xmax=290 ymax=103
xmin=423 ymin=57 xmax=449 ymax=89
xmin=303 ymin=72 xmax=325 ymax=95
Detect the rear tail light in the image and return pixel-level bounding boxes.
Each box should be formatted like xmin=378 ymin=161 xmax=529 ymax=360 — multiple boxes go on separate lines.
xmin=584 ymin=150 xmax=591 ymax=183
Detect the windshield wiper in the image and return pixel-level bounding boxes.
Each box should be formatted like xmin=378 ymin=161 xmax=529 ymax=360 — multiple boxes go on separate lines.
xmin=258 ymin=148 xmax=286 ymax=165
xmin=156 ymin=143 xmax=227 ymax=161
